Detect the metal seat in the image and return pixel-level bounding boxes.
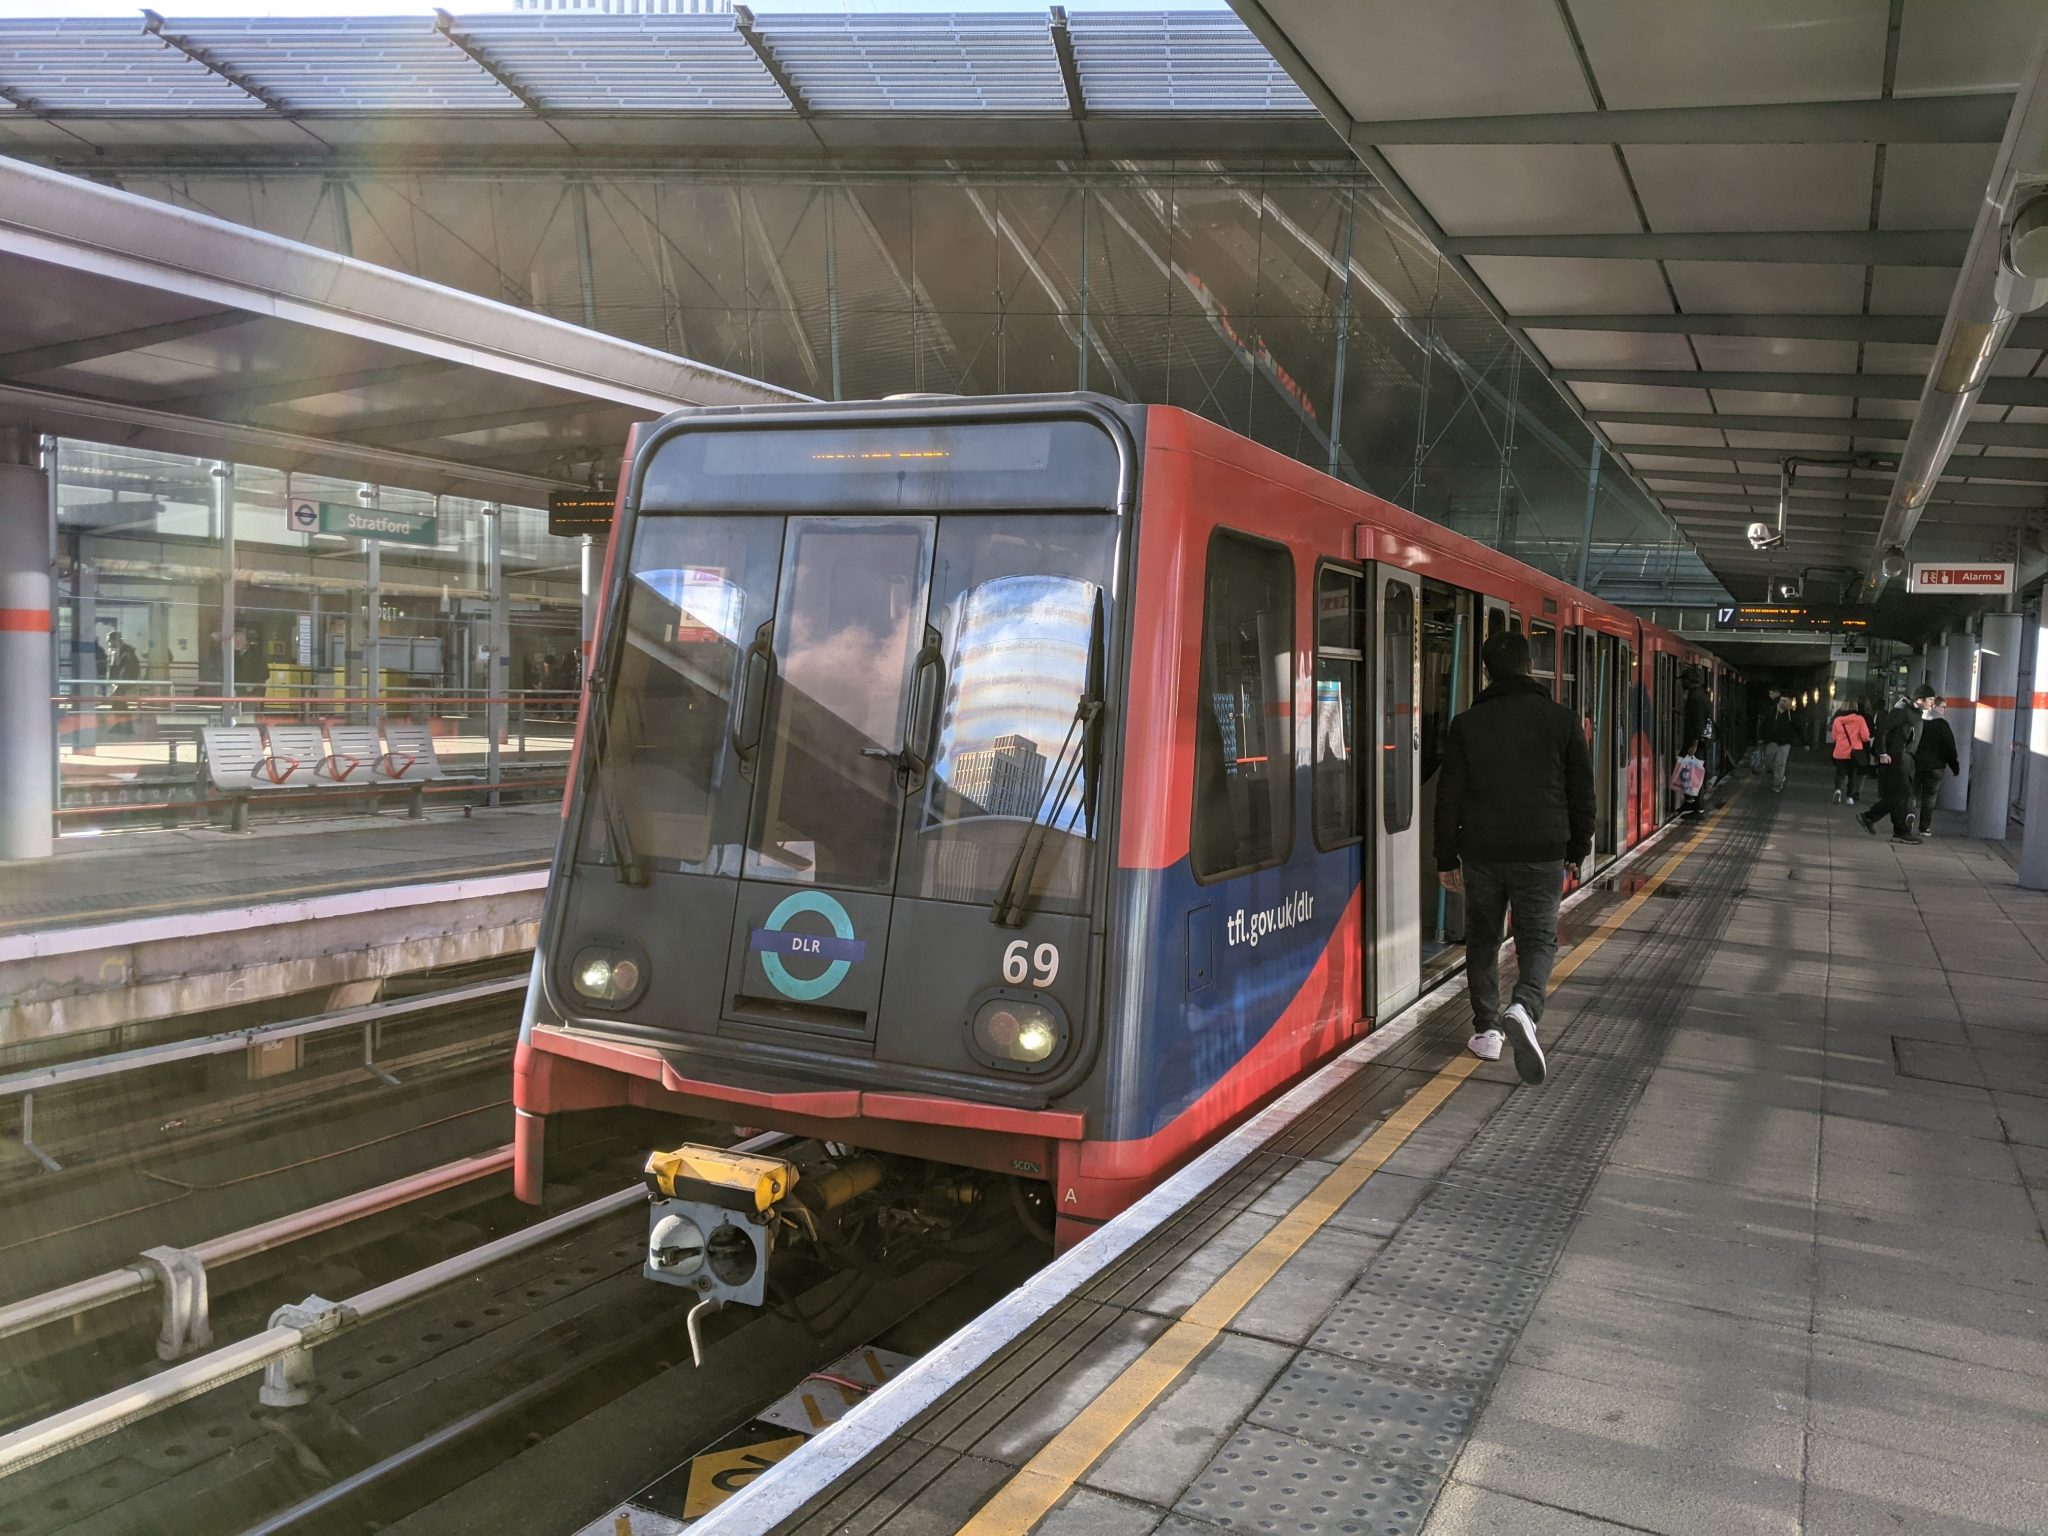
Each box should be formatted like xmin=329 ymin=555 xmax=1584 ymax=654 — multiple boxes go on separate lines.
xmin=323 ymin=723 xmax=381 ymax=784
xmin=378 ymin=722 xmax=449 ymax=783
xmin=262 ymin=725 xmax=342 ymax=785
xmin=199 ymin=726 xmax=303 ymax=831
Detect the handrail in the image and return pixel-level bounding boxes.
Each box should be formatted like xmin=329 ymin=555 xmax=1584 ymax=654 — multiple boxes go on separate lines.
xmin=0 ymin=1134 xmax=789 ymax=1479
xmin=0 ymin=976 xmax=524 ymax=1100
xmin=0 ymin=1146 xmax=513 ymax=1345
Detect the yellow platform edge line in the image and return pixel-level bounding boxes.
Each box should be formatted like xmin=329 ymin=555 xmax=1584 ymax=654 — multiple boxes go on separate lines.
xmin=960 ymin=788 xmax=1744 ymax=1536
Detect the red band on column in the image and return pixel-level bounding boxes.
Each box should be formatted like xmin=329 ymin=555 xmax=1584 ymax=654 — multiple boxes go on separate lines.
xmin=0 ymin=607 xmax=50 ymax=632
xmin=1978 ymin=693 xmax=2018 ymax=709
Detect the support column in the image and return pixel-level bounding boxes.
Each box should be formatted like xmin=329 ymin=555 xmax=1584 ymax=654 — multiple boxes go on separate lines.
xmin=72 ymin=548 xmax=97 ymax=757
xmin=485 ymin=506 xmax=506 ymax=805
xmin=1 ymin=460 xmax=55 ymax=860
xmin=1940 ymin=631 xmax=1977 ymax=815
xmin=1969 ymin=611 xmax=2023 ymax=841
xmin=579 ymin=533 xmax=597 ymax=675
xmin=214 ymin=463 xmax=235 ymax=712
xmin=2021 ymin=604 xmax=2048 ymax=888
xmin=365 ymin=537 xmax=382 ymax=725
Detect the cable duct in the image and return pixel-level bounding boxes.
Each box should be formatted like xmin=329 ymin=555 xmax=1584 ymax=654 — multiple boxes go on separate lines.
xmin=1867 ymin=27 xmax=2048 ymax=591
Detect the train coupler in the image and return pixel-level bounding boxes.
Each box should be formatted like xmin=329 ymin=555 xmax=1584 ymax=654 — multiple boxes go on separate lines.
xmin=642 ymin=1143 xmax=800 ymax=1320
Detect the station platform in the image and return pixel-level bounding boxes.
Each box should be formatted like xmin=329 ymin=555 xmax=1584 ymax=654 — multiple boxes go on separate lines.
xmin=0 ymin=808 xmax=557 ymax=1053
xmin=681 ymin=768 xmax=2048 ymax=1536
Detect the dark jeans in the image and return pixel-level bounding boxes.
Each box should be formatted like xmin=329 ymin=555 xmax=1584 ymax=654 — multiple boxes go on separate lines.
xmin=1833 ymin=757 xmax=1863 ymax=798
xmin=1865 ymin=758 xmax=1917 ymax=835
xmin=1915 ymin=771 xmax=1945 ymax=833
xmin=1463 ymin=860 xmax=1565 ymax=1028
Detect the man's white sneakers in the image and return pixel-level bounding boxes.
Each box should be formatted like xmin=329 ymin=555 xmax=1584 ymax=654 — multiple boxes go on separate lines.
xmin=1468 ymin=1029 xmax=1505 ymax=1062
xmin=1501 ymin=1003 xmax=1546 ymax=1084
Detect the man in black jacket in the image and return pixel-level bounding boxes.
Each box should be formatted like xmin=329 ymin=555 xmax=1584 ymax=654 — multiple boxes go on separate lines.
xmin=1435 ymin=630 xmax=1595 ymax=1085
xmin=1859 ymin=690 xmax=1924 ymax=844
xmin=1911 ymin=684 xmax=1961 ymax=836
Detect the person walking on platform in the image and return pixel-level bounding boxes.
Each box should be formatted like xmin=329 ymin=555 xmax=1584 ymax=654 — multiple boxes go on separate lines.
xmin=1759 ymin=695 xmax=1800 ymax=793
xmin=1859 ymin=691 xmax=1924 ymax=844
xmin=1679 ymin=667 xmax=1711 ymax=818
xmin=1911 ymin=684 xmax=1960 ymax=836
xmin=1435 ymin=629 xmax=1593 ymax=1086
xmin=1829 ymin=698 xmax=1871 ymax=804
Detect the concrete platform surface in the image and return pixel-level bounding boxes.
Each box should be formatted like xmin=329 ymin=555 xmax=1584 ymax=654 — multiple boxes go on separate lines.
xmin=0 ymin=806 xmax=560 ymax=938
xmin=680 ymin=766 xmax=2046 ymax=1536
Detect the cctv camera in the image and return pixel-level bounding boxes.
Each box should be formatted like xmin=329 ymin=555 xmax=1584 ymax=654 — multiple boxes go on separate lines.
xmin=1746 ymin=521 xmax=1782 ymax=551
xmin=1880 ymin=544 xmax=1908 ymax=579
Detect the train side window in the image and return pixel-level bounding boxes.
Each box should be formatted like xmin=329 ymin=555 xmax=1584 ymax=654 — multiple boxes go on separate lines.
xmin=1192 ymin=531 xmax=1295 ymax=881
xmin=1382 ymin=580 xmax=1416 ymax=835
xmin=1527 ymin=620 xmax=1557 ymax=690
xmin=1312 ymin=564 xmax=1361 ymax=850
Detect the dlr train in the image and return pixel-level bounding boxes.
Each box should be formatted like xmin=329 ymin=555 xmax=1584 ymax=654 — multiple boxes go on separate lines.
xmin=513 ymin=395 xmax=1721 ymax=1257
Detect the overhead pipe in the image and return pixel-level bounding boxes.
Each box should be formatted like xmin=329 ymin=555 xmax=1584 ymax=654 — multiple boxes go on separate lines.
xmin=1866 ymin=26 xmax=2048 ymax=592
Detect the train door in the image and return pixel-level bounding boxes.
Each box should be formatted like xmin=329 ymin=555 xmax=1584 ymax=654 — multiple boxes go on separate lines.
xmin=1420 ymin=582 xmax=1474 ymax=977
xmin=1592 ymin=633 xmax=1622 ymax=859
xmin=1370 ymin=565 xmax=1423 ymax=1016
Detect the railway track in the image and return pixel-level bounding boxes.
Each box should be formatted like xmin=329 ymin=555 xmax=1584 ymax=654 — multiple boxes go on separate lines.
xmin=0 ymin=1131 xmax=1047 ymax=1536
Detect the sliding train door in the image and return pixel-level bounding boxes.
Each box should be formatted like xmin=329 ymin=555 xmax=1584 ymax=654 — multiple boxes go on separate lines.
xmin=1370 ymin=565 xmax=1423 ymax=1016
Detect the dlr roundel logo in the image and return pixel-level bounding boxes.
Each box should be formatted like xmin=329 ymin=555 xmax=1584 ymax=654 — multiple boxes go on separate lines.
xmin=747 ymin=891 xmax=867 ymax=1001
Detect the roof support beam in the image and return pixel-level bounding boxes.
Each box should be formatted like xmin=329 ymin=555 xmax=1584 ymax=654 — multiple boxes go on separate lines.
xmin=1446 ymin=230 xmax=1969 ymax=265
xmin=734 ymin=4 xmax=812 ymax=120
xmin=336 ymin=400 xmax=602 ymax=448
xmin=1591 ymin=409 xmax=2048 ymax=449
xmin=1350 ymin=92 xmax=2012 ymax=146
xmin=1049 ymin=6 xmax=1087 ymax=121
xmin=1646 ymin=471 xmax=2045 ymax=507
xmin=1515 ymin=311 xmax=2030 ymax=345
xmin=141 ymin=10 xmax=291 ymax=114
xmin=433 ymin=10 xmax=549 ymax=114
xmin=0 ymin=311 xmax=249 ymax=378
xmin=1624 ymin=442 xmax=2048 ymax=482
xmin=1564 ymin=368 xmax=2048 ymax=406
xmin=153 ymin=360 xmax=460 ymax=416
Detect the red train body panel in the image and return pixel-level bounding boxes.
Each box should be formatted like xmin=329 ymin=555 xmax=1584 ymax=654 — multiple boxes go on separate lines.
xmin=513 ymin=399 xmax=1719 ymax=1247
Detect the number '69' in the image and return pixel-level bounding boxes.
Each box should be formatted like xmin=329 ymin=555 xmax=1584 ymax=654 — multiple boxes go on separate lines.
xmin=1001 ymin=939 xmax=1059 ymax=987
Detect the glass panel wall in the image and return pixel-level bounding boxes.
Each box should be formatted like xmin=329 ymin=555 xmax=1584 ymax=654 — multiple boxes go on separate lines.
xmin=111 ymin=164 xmax=1723 ymax=607
xmin=52 ymin=441 xmax=584 ymax=816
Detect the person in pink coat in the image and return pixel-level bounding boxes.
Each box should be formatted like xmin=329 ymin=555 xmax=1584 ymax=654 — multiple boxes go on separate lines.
xmin=1829 ymin=700 xmax=1872 ymax=804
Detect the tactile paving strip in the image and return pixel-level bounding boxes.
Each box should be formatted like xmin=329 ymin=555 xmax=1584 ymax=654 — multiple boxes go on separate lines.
xmin=1177 ymin=1424 xmax=1438 ymax=1536
xmin=1168 ymin=793 xmax=1777 ymax=1536
xmin=1305 ymin=1293 xmax=1516 ymax=1386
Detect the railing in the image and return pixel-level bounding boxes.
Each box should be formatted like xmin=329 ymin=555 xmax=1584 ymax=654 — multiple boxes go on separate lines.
xmin=50 ymin=687 xmax=579 ymax=828
xmin=0 ymin=975 xmax=527 ymax=1172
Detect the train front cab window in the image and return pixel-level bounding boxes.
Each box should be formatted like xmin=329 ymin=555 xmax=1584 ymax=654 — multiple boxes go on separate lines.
xmin=562 ymin=413 xmax=1123 ymax=1074
xmin=1192 ymin=531 xmax=1294 ymax=881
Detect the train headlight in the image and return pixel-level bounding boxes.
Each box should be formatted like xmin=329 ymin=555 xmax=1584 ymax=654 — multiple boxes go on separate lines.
xmin=567 ymin=937 xmax=648 ymax=1009
xmin=968 ymin=991 xmax=1068 ymax=1072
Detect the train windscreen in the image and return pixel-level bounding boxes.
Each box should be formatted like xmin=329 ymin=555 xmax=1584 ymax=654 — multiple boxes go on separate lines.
xmin=586 ymin=418 xmax=1121 ymax=914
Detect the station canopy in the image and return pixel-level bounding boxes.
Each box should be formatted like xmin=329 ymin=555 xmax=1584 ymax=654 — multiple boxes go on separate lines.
xmin=0 ymin=8 xmax=1328 ymax=162
xmin=1230 ymin=0 xmax=2048 ymax=602
xmin=0 ymin=155 xmax=800 ymax=504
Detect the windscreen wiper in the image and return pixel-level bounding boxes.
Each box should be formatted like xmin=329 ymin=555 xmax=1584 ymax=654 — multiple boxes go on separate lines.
xmin=584 ymin=670 xmax=646 ymax=886
xmin=991 ymin=592 xmax=1106 ymax=928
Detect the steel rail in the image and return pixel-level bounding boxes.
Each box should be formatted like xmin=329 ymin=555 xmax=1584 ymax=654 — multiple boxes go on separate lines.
xmin=0 ymin=1134 xmax=785 ymax=1479
xmin=0 ymin=1145 xmax=513 ymax=1344
xmin=1 ymin=974 xmax=526 ymax=1173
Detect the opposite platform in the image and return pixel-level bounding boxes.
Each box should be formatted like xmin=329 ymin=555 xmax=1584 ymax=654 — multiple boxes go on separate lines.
xmin=680 ymin=766 xmax=2046 ymax=1536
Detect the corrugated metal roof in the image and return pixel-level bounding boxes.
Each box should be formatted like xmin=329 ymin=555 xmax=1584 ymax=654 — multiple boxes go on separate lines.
xmin=0 ymin=20 xmax=264 ymax=113
xmin=452 ymin=13 xmax=785 ymax=111
xmin=760 ymin=13 xmax=1069 ymax=113
xmin=1070 ymin=12 xmax=1316 ymax=113
xmin=0 ymin=9 xmax=1315 ymax=117
xmin=169 ymin=17 xmax=524 ymax=112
